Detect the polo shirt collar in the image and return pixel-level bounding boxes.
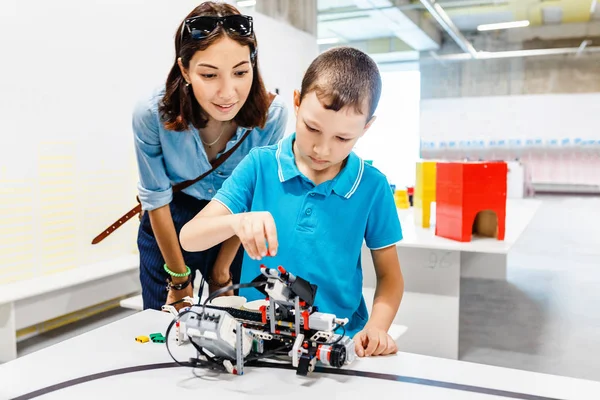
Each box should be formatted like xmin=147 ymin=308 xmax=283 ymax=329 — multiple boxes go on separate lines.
xmin=332 ymin=151 xmax=364 ymax=199
xmin=276 ymin=133 xmax=302 ymax=182
xmin=276 ymin=133 xmax=365 ymax=199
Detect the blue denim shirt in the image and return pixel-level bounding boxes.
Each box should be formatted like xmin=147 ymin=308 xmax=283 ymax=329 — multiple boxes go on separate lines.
xmin=132 ymin=87 xmax=288 ymax=211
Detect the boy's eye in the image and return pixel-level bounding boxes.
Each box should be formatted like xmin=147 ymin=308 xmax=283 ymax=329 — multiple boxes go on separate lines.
xmin=337 ymin=137 xmax=351 ymax=142
xmin=305 ymin=123 xmax=319 ymax=132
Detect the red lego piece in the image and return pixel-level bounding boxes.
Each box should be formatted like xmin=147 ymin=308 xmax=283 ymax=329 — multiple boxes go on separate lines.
xmin=435 ymin=162 xmax=507 ymax=242
xmin=260 ymin=305 xmax=267 ymax=324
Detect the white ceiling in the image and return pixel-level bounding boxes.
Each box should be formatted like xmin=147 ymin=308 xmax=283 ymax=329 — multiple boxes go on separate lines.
xmin=318 ymin=0 xmax=600 ymax=44
xmin=318 ymin=0 xmax=391 ymax=11
xmin=316 ymin=0 xmax=600 ymax=63
xmin=318 ymin=0 xmax=440 ymax=50
xmin=449 ymin=10 xmax=515 ymax=31
xmin=319 ymin=13 xmax=395 ymax=41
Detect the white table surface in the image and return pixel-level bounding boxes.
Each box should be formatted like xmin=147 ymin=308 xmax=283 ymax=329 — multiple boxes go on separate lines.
xmin=394 ymin=199 xmax=542 ymax=254
xmin=1 ymin=309 xmax=598 ymax=400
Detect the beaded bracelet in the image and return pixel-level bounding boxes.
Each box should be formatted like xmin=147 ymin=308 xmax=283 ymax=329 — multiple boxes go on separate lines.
xmin=163 ymin=264 xmax=191 ymax=278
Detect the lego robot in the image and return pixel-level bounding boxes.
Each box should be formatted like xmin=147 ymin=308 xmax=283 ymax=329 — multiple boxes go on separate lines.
xmin=164 ymin=265 xmax=356 ymax=376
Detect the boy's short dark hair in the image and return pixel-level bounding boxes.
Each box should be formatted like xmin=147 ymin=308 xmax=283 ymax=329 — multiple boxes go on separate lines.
xmin=299 ymin=46 xmax=382 ymax=120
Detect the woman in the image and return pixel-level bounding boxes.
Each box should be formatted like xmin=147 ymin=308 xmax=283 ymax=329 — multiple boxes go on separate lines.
xmin=133 ymin=1 xmax=288 ymax=310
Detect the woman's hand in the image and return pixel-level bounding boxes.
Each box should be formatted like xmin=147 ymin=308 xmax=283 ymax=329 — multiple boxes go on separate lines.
xmin=165 ymin=284 xmax=194 ymax=311
xmin=232 ymin=212 xmax=278 ymax=260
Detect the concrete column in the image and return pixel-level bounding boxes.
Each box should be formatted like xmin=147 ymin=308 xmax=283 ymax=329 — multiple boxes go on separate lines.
xmin=420 ymin=32 xmax=600 ymax=99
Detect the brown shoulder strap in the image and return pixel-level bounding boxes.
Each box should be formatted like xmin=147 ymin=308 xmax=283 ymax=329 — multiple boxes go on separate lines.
xmin=91 ymin=93 xmax=277 ymax=245
xmin=91 ymin=129 xmax=251 ymax=245
xmin=173 ymin=91 xmax=275 ymax=193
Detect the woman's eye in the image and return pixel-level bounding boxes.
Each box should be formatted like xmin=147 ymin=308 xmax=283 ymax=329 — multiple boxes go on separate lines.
xmin=234 ymin=70 xmax=249 ymax=77
xmin=201 ymin=74 xmax=216 ymax=79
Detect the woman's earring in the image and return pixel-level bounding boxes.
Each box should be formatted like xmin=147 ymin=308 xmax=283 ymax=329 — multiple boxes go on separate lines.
xmin=185 ymin=82 xmax=190 ymax=87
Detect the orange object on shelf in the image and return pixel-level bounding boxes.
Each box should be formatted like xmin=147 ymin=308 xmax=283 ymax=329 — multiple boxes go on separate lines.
xmin=435 ymin=161 xmax=507 ymax=242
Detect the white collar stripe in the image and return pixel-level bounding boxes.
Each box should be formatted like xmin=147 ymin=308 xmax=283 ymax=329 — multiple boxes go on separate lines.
xmin=275 ymin=138 xmax=284 ymax=182
xmin=344 ymin=158 xmax=364 ymax=199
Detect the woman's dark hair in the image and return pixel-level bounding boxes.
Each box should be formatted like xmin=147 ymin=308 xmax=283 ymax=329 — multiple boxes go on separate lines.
xmin=159 ymin=1 xmax=269 ymax=132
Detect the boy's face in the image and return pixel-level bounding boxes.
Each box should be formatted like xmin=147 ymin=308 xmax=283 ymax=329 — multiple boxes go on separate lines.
xmin=293 ymin=90 xmax=375 ymax=173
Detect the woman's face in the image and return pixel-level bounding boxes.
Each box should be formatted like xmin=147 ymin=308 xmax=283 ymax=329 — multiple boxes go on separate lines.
xmin=180 ymin=36 xmax=254 ymax=123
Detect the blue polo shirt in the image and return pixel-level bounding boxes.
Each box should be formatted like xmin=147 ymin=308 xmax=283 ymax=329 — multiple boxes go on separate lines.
xmin=213 ymin=133 xmax=402 ymax=336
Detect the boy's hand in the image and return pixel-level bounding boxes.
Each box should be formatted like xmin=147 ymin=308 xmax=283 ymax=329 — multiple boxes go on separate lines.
xmin=232 ymin=212 xmax=278 ymax=260
xmin=353 ymin=326 xmax=398 ymax=357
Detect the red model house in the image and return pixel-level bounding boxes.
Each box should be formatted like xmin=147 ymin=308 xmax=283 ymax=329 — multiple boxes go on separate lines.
xmin=435 ymin=162 xmax=507 ymax=242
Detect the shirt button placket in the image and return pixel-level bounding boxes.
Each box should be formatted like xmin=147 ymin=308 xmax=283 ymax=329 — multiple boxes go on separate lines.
xmin=306 ymin=192 xmax=315 ymax=216
xmin=298 ymin=192 xmax=317 ymax=230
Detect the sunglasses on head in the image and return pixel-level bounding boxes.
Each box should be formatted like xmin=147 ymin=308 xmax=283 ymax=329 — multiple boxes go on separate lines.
xmin=181 ymin=14 xmax=253 ymax=42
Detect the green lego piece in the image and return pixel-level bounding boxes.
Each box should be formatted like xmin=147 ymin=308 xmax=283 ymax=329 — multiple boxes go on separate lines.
xmin=150 ymin=333 xmax=165 ymax=343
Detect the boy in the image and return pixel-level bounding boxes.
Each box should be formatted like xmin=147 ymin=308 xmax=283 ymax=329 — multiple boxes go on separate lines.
xmin=180 ymin=47 xmax=404 ymax=357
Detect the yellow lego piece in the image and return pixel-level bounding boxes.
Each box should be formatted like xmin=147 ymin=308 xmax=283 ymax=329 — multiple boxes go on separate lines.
xmin=414 ymin=161 xmax=437 ymax=228
xmin=394 ymin=189 xmax=410 ymax=209
xmin=135 ymin=335 xmax=149 ymax=343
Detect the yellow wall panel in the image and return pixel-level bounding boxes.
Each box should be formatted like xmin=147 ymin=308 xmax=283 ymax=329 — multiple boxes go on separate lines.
xmin=0 ymin=140 xmax=139 ymax=285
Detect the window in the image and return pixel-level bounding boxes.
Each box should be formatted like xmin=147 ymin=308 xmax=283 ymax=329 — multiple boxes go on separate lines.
xmin=353 ymin=69 xmax=421 ymax=190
